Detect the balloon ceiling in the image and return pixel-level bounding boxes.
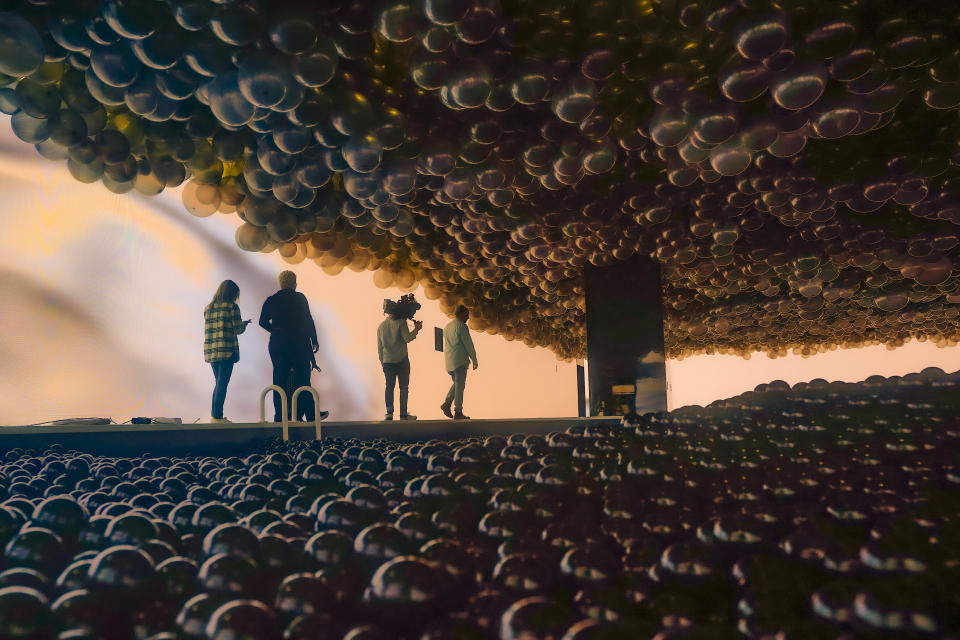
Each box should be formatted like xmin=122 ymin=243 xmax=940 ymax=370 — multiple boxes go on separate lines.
xmin=1 ymin=0 xmax=960 ymax=360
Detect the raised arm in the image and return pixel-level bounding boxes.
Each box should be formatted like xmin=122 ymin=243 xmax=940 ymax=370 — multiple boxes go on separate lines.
xmin=400 ymin=320 xmax=416 ymax=343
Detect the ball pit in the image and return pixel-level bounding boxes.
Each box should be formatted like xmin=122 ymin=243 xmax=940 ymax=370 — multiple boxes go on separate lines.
xmin=2 ymin=2 xmax=960 ymax=359
xmin=0 ymin=369 xmax=959 ymax=638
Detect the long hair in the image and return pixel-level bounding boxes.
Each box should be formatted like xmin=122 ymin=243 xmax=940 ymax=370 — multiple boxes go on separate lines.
xmin=210 ymin=280 xmax=239 ymax=305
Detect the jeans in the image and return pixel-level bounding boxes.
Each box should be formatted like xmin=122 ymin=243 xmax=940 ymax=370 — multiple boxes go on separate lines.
xmin=382 ymin=357 xmax=411 ymax=416
xmin=210 ymin=360 xmax=234 ymax=419
xmin=444 ymin=365 xmax=468 ymax=412
xmin=269 ymin=342 xmax=314 ymax=422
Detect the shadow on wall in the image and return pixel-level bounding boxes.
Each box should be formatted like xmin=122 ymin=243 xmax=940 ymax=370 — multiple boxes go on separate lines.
xmin=142 ymin=193 xmax=371 ymax=422
xmin=0 ymin=220 xmax=368 ymax=424
xmin=0 ymin=269 xmax=200 ymax=423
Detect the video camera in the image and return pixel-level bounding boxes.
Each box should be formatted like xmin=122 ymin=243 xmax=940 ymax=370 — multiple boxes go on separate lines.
xmin=384 ymin=293 xmax=421 ymax=320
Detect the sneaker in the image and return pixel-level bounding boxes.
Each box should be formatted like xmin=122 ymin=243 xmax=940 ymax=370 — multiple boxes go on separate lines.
xmin=318 ymin=411 xmax=329 ymax=421
xmin=384 ymin=413 xmax=394 ymax=421
xmin=399 ymin=414 xmax=417 ymax=420
xmin=440 ymin=402 xmax=453 ymax=419
xmin=211 ymin=417 xmax=232 ymax=424
xmin=453 ymin=411 xmax=470 ymax=420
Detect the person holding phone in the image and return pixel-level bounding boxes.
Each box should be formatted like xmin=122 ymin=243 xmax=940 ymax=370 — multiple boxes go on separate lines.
xmin=203 ymin=279 xmax=250 ymax=423
xmin=377 ymin=297 xmax=423 ymax=420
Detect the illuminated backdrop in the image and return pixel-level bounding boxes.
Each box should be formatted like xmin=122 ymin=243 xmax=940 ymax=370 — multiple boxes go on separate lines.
xmin=0 ymin=122 xmax=577 ymax=424
xmin=3 ymin=120 xmax=959 ymax=426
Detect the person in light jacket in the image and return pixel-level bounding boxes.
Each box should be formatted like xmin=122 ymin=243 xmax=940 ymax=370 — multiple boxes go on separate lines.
xmin=441 ymin=305 xmax=478 ymax=420
xmin=203 ymin=280 xmax=250 ymax=423
xmin=377 ymin=300 xmax=423 ymax=421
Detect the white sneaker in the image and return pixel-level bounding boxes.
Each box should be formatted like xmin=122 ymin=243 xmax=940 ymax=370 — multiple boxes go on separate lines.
xmin=211 ymin=417 xmax=232 ymax=423
xmin=384 ymin=413 xmax=394 ymax=421
xmin=399 ymin=414 xmax=417 ymax=420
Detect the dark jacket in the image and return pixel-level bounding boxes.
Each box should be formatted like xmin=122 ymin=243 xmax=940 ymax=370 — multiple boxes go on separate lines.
xmin=259 ymin=289 xmax=318 ymax=358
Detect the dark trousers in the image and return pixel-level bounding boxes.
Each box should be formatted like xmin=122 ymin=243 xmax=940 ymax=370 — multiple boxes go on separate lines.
xmin=210 ymin=360 xmax=234 ymax=419
xmin=269 ymin=343 xmax=314 ymax=422
xmin=382 ymin=357 xmax=410 ymax=416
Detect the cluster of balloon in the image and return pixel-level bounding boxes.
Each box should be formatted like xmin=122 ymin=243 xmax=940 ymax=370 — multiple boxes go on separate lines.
xmin=0 ymin=367 xmax=959 ymax=638
xmin=2 ymin=1 xmax=960 ymax=359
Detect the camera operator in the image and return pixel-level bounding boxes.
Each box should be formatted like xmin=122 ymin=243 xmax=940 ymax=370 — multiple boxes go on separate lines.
xmin=376 ymin=295 xmax=423 ymax=420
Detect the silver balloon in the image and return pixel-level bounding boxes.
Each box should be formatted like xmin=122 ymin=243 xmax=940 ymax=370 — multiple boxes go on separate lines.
xmin=342 ymin=134 xmax=383 ymax=173
xmin=270 ymin=14 xmax=318 ymax=55
xmin=238 ymin=54 xmax=290 ymax=108
xmin=89 ymin=44 xmax=141 ymax=88
xmin=0 ymin=12 xmax=45 ymax=77
xmin=206 ymin=71 xmax=256 ymax=127
xmin=11 ymin=111 xmax=49 ymax=143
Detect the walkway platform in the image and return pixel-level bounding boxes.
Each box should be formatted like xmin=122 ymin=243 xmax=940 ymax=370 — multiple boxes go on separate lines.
xmin=0 ymin=417 xmax=616 ymax=457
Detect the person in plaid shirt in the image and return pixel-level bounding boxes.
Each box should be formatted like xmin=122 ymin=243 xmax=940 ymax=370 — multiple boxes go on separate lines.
xmin=203 ymin=280 xmax=250 ymax=423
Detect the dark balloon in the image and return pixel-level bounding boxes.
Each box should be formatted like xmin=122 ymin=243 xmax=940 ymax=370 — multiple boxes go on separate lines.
xmin=0 ymin=12 xmax=45 ymax=77
xmin=447 ymin=61 xmax=493 ymax=108
xmin=551 ymin=78 xmax=597 ymax=124
xmin=422 ymin=0 xmax=471 ymax=26
xmin=376 ymin=2 xmax=424 ymax=43
xmin=734 ymin=13 xmax=788 ymax=60
xmin=206 ymin=599 xmax=282 ymax=640
xmin=0 ymin=586 xmax=53 ymax=639
xmin=510 ymin=63 xmax=550 ymax=105
xmin=271 ymin=14 xmax=319 ymax=55
xmin=718 ymin=62 xmax=770 ymax=102
xmin=0 ymin=0 xmax=954 ymax=359
xmin=770 ymin=63 xmax=828 ymax=110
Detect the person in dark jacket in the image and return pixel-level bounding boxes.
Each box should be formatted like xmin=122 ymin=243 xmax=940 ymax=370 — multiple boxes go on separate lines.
xmin=259 ymin=271 xmax=328 ymax=422
xmin=204 ymin=280 xmax=250 ymax=423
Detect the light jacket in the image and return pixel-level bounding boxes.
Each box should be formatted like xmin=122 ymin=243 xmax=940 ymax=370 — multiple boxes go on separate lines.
xmin=443 ymin=318 xmax=477 ymax=372
xmin=377 ymin=317 xmax=415 ymax=364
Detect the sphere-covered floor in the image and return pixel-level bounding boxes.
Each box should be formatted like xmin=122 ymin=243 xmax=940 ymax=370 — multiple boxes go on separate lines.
xmin=0 ymin=417 xmax=607 ymax=457
xmin=0 ymin=369 xmax=958 ymax=639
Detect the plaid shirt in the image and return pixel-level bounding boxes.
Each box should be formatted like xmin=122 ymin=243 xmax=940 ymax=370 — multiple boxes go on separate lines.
xmin=203 ymin=301 xmax=246 ymax=363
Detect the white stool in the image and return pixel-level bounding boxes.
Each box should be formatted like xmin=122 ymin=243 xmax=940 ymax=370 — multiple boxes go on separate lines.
xmin=259 ymin=385 xmax=289 ymax=441
xmin=292 ymin=385 xmax=323 ymax=440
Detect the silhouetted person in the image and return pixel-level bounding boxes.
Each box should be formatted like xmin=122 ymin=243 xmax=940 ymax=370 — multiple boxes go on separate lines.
xmin=377 ymin=300 xmax=423 ymax=421
xmin=441 ymin=305 xmax=478 ymax=420
xmin=204 ymin=280 xmax=250 ymax=423
xmin=259 ymin=271 xmax=328 ymax=422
